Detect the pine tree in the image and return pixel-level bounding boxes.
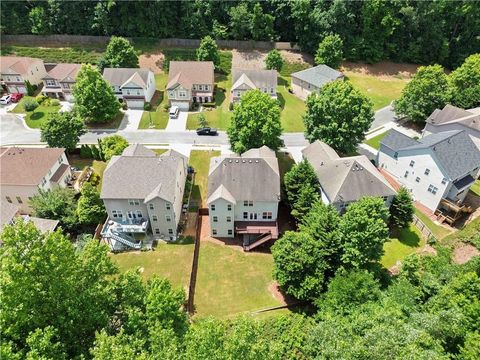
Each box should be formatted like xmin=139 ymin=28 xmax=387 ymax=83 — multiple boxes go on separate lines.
xmin=389 ymin=187 xmax=414 ymax=229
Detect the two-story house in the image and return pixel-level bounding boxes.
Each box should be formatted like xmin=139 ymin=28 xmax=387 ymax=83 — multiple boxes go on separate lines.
xmin=302 ymin=140 xmax=396 ymax=213
xmin=231 ymin=69 xmax=277 ymax=103
xmin=423 ymin=104 xmax=480 ymax=150
xmin=206 ymin=146 xmax=281 ymax=251
xmin=291 ymin=64 xmax=344 ymax=100
xmin=1 ymin=200 xmax=59 ymax=233
xmin=0 ymin=147 xmax=72 ymax=214
xmin=166 ymin=61 xmax=214 ymax=110
xmin=41 ymin=63 xmax=81 ymax=101
xmin=103 ymin=68 xmax=155 ymax=109
xmin=0 ymin=56 xmax=47 ymax=94
xmin=378 ymin=129 xmax=480 ymax=217
xmin=100 ymin=144 xmax=188 ymax=251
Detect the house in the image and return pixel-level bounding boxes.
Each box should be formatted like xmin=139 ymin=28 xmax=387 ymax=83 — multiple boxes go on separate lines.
xmin=0 ymin=56 xmax=47 ymax=94
xmin=1 ymin=200 xmax=58 ymax=233
xmin=103 ymin=68 xmax=155 ymax=109
xmin=423 ymin=104 xmax=480 ymax=150
xmin=166 ymin=61 xmax=214 ymax=110
xmin=231 ymin=69 xmax=277 ymax=103
xmin=41 ymin=63 xmax=81 ymax=101
xmin=0 ymin=147 xmax=72 ymax=214
xmin=302 ymin=140 xmax=396 ymax=212
xmin=291 ymin=64 xmax=344 ymax=100
xmin=100 ymin=144 xmax=188 ymax=250
xmin=206 ymin=146 xmax=281 ymax=251
xmin=378 ymin=129 xmax=480 ymax=217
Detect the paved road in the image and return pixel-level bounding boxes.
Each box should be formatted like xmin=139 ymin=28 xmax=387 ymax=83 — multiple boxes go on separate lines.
xmin=369 ymin=105 xmax=396 ymax=131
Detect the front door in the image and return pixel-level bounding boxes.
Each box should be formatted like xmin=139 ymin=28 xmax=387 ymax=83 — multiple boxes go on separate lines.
xmin=249 ymin=213 xmax=257 ymax=220
xmin=127 ymin=211 xmax=136 ymax=220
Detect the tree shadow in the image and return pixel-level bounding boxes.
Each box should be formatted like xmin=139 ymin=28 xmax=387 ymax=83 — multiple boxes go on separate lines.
xmin=278 ymin=76 xmax=289 ymax=87
xmin=215 ymin=89 xmax=226 ymax=107
xmin=276 ymin=92 xmax=286 ymax=110
xmin=391 ymin=227 xmax=421 ymax=247
xmin=29 ymin=111 xmax=45 ymax=121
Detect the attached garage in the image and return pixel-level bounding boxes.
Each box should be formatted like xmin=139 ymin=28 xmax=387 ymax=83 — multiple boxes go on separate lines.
xmin=126 ymin=99 xmax=145 ymax=109
xmin=8 ymin=85 xmax=27 ymax=94
xmin=171 ymin=101 xmax=190 ymax=111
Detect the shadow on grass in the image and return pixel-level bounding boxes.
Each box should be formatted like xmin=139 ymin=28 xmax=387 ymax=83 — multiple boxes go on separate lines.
xmin=29 ymin=111 xmax=45 ymax=120
xmin=215 ymin=88 xmax=226 ymax=107
xmin=189 ymin=184 xmax=203 ymax=211
xmin=170 ymin=236 xmax=195 ymax=245
xmin=276 ymin=92 xmax=286 ymax=110
xmin=392 ymin=227 xmax=421 ymax=247
xmin=278 ymin=76 xmax=289 ymax=87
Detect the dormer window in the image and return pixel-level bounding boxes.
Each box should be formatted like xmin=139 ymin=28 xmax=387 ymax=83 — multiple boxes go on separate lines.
xmin=409 ymin=160 xmax=415 ymax=167
xmin=424 ymin=169 xmax=430 ymax=175
xmin=441 ymin=178 xmax=447 ymax=185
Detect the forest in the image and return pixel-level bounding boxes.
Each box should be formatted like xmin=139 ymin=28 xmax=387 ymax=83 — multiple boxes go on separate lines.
xmin=1 ymin=0 xmax=479 ymax=68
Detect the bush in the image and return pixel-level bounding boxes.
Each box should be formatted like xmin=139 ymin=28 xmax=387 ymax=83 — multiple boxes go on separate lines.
xmin=23 ymin=99 xmax=39 ymax=112
xmin=202 ymin=102 xmax=216 ymax=108
xmin=35 ymin=94 xmax=47 ymax=104
xmin=90 ymin=144 xmax=102 ymax=160
xmin=50 ymin=99 xmax=60 ymax=106
xmin=25 ymin=80 xmax=36 ymax=96
xmin=88 ymin=173 xmax=101 ymax=187
xmin=80 ymin=144 xmax=93 ymax=159
xmin=163 ymin=103 xmax=170 ymax=111
xmin=121 ymin=102 xmax=128 ymax=110
xmin=144 ymin=102 xmax=152 ymax=111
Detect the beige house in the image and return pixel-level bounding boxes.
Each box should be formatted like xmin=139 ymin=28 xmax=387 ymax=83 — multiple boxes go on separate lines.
xmin=100 ymin=144 xmax=188 ymax=251
xmin=0 ymin=56 xmax=47 ymax=94
xmin=166 ymin=61 xmax=214 ymax=110
xmin=1 ymin=200 xmax=59 ymax=233
xmin=206 ymin=146 xmax=280 ymax=251
xmin=231 ymin=69 xmax=277 ymax=103
xmin=0 ymin=147 xmax=72 ymax=214
xmin=291 ymin=64 xmax=343 ymax=100
xmin=303 ymin=140 xmax=396 ymax=213
xmin=42 ymin=63 xmax=81 ymax=101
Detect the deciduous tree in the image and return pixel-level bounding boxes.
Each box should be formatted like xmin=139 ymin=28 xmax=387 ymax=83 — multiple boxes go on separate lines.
xmin=102 ymin=36 xmax=139 ymax=69
xmin=40 ymin=111 xmax=86 ymax=153
xmin=250 ymin=3 xmax=275 ymax=41
xmin=196 ymin=36 xmax=220 ymax=69
xmin=265 ymin=49 xmax=284 ymax=72
xmin=315 ymin=34 xmax=344 ymax=69
xmin=99 ymin=135 xmax=129 ymax=161
xmin=77 ymin=183 xmax=106 ymax=225
xmin=30 ymin=188 xmax=78 ymax=232
xmin=449 ymin=53 xmax=480 ymax=109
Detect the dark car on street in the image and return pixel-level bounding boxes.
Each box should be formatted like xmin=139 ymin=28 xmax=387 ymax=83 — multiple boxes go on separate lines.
xmin=196 ymin=127 xmax=218 ymax=136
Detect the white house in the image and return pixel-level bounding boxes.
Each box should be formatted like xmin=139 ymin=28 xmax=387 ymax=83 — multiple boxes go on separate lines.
xmin=231 ymin=69 xmax=277 ymax=103
xmin=378 ymin=129 xmax=480 ymax=214
xmin=206 ymin=146 xmax=280 ymax=251
xmin=0 ymin=56 xmax=47 ymax=94
xmin=302 ymin=140 xmax=396 ymax=213
xmin=103 ymin=68 xmax=155 ymax=109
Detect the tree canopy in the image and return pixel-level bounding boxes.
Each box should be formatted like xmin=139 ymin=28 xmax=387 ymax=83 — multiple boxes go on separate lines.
xmin=449 ymin=53 xmax=480 ymax=109
xmin=40 ymin=111 xmax=86 ymax=153
xmin=196 ymin=36 xmax=220 ymax=69
xmin=303 ymin=80 xmax=374 ymax=154
xmin=101 ymin=36 xmax=138 ymax=69
xmin=77 ymin=182 xmax=106 ymax=225
xmin=315 ymin=34 xmax=344 ymax=69
xmin=227 ymin=90 xmax=283 ymax=154
xmin=389 ymin=187 xmax=414 ymax=229
xmin=265 ymin=49 xmax=284 ymax=72
xmin=99 ymin=135 xmax=129 ymax=161
xmin=30 ymin=188 xmax=78 ymax=232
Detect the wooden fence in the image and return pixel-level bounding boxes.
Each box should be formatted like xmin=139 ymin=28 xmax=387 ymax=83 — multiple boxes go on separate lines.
xmin=412 ymin=214 xmax=436 ymax=241
xmin=186 ymin=210 xmax=203 ymax=314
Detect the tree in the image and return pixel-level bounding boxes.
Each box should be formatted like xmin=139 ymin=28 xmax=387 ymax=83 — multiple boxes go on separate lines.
xmin=77 ymin=183 xmax=106 ymax=225
xmin=290 ymin=185 xmax=320 ymax=221
xmin=40 ymin=111 xmax=86 ymax=153
xmin=23 ymin=98 xmax=38 ymax=112
xmin=389 ymin=187 xmax=414 ymax=229
xmin=197 ymin=113 xmax=209 ymax=128
xmin=458 ymin=332 xmax=480 ymax=360
xmin=73 ymin=64 xmax=121 ymax=124
xmin=250 ymin=3 xmax=275 ymax=41
xmin=185 ymin=318 xmax=226 ymax=360
xmin=303 ymin=80 xmax=374 ymax=154
xmin=0 ymin=220 xmax=117 ymax=358
xmin=99 ymin=135 xmax=129 ymax=161
xmin=30 ymin=188 xmax=78 ymax=232
xmin=229 ymin=3 xmax=251 ymax=40
xmin=315 ymin=34 xmax=344 ymax=69
xmin=393 ymin=64 xmax=450 ymax=123
xmin=29 ymin=6 xmax=48 ymax=35
xmin=265 ymin=49 xmax=284 ymax=72
xmin=196 ymin=36 xmax=220 ymax=70
xmin=227 ymin=90 xmax=282 ymax=153
xmin=338 ymin=197 xmax=390 ymax=268
xmin=102 ymin=36 xmax=139 ymax=69
xmin=449 ymin=53 xmax=480 ymax=109
xmin=272 ymin=231 xmax=329 ymax=300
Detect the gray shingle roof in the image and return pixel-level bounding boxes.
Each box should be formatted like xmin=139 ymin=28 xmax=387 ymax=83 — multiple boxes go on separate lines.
xmin=103 ymin=68 xmax=151 ymax=88
xmin=100 ymin=145 xmax=187 ymax=203
xmin=232 ymin=69 xmax=277 ymax=91
xmin=291 ymin=64 xmax=343 ymax=88
xmin=380 ymin=129 xmax=418 ymax=151
xmin=426 ymin=104 xmax=480 ymax=131
xmin=207 ymin=146 xmax=280 ymax=204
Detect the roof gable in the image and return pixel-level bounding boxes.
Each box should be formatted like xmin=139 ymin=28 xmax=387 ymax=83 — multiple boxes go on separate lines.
xmin=291 ymin=64 xmax=343 ymax=88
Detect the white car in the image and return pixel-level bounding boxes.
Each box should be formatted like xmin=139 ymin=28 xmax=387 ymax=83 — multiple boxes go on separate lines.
xmin=169 ymin=106 xmax=179 ymax=119
xmin=0 ymin=95 xmax=12 ymax=105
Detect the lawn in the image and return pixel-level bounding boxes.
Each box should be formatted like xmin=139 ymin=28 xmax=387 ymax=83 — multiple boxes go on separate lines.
xmin=470 ymin=180 xmax=480 ymax=197
xmin=364 ymin=131 xmax=388 ymax=150
xmin=194 ymin=242 xmax=282 ymax=318
xmin=277 ymin=76 xmax=306 ymax=132
xmin=139 ymin=73 xmax=170 ymax=130
xmin=11 ymin=96 xmax=60 ymax=129
xmin=162 ymin=48 xmax=232 ymax=75
xmin=414 ymin=208 xmax=452 ymax=240
xmin=189 ymin=150 xmax=221 ymax=208
xmin=344 ymin=71 xmax=408 ymax=110
xmin=68 ymin=156 xmax=107 ymax=190
xmin=1 ymin=45 xmax=104 ymax=64
xmin=111 ymin=237 xmax=194 ymax=290
xmin=381 ymin=225 xmax=425 ymax=268
xmin=86 ymin=111 xmax=124 ymax=130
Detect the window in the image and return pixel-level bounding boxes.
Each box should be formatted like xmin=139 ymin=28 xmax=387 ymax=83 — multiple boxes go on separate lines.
xmin=128 ymin=199 xmax=140 ymax=206
xmin=212 ymin=229 xmax=217 ymax=235
xmin=168 ymin=229 xmax=173 ymax=235
xmin=16 ymin=77 xmax=20 ymax=81
xmin=270 ymin=88 xmax=274 ymax=94
xmin=404 ymin=171 xmax=409 ymax=178
xmin=441 ymin=178 xmax=447 ymax=185
xmin=227 ymin=204 xmax=232 ymax=211
xmin=58 ymin=157 xmax=62 ymax=164
xmin=424 ymin=169 xmax=430 ymax=175
xmin=46 ymin=79 xmax=56 ymax=86
xmin=6 ymin=196 xmax=12 ymax=203
xmin=243 ymin=212 xmax=248 ymax=220
xmin=427 ymin=184 xmax=438 ymax=195
xmin=136 ymin=210 xmax=143 ymax=218
xmin=228 ymin=229 xmax=233 ymax=235
xmin=243 ymin=200 xmax=253 ymax=207
xmin=382 ymin=196 xmax=388 ymax=201
xmin=165 ymin=203 xmax=171 ymax=210
xmin=152 ymin=215 xmax=158 ymax=222
xmin=262 ymin=212 xmax=273 ymax=220
xmin=155 ymin=228 xmax=160 ymax=235
xmin=166 ymin=215 xmax=172 ymax=222
xmin=179 ymin=91 xmax=187 ymax=98
xmin=149 ymin=203 xmax=154 ymax=210
xmin=409 ymin=160 xmax=415 ymax=167
xmin=415 ymin=177 xmax=420 ymax=183
xmin=213 ymin=216 xmax=218 ymax=222
xmin=226 ymin=216 xmax=232 ymax=222
xmin=393 ymin=152 xmax=398 ymax=159
xmin=112 ymin=210 xmax=123 ymax=218
xmin=210 ymin=204 xmax=215 ymax=211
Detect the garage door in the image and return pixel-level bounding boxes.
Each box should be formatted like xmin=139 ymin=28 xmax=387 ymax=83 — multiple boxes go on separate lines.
xmin=171 ymin=101 xmax=190 ymax=111
xmin=126 ymin=99 xmax=145 ymax=109
xmin=9 ymin=85 xmax=27 ymax=94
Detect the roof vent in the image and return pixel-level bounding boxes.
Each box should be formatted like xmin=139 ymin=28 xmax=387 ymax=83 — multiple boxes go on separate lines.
xmin=235 ymin=159 xmax=239 ymax=163
xmin=242 ymin=160 xmax=246 ymax=163
xmin=255 ymin=160 xmax=259 ymax=163
xmin=249 ymin=160 xmax=252 ymax=163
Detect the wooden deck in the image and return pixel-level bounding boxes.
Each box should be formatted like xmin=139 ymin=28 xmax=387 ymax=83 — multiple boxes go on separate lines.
xmin=235 ymin=221 xmax=279 ymax=239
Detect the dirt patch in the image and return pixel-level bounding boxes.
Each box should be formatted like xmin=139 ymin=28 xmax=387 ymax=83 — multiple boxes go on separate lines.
xmin=417 ymin=244 xmax=438 ymax=256
xmin=183 ymin=212 xmax=198 ymax=238
xmin=139 ymin=53 xmax=164 ymax=74
xmin=280 ymin=50 xmax=314 ymax=65
xmin=341 ymin=61 xmax=420 ymax=80
xmin=453 ymin=244 xmax=480 ymax=264
xmin=232 ymin=49 xmax=266 ymax=69
xmin=388 ymin=262 xmax=402 ymax=276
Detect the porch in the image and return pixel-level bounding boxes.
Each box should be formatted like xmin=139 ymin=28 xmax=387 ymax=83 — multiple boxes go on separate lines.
xmin=235 ymin=221 xmax=279 ymax=252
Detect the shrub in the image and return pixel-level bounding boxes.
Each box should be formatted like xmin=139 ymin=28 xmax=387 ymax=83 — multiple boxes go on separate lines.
xmin=88 ymin=173 xmax=101 ymax=187
xmin=121 ymin=102 xmax=128 ymax=110
xmin=144 ymin=102 xmax=152 ymax=111
xmin=25 ymin=80 xmax=36 ymax=96
xmin=163 ymin=103 xmax=170 ymax=111
xmin=23 ymin=99 xmax=39 ymax=112
xmin=35 ymin=94 xmax=47 ymax=104
xmin=50 ymin=99 xmax=60 ymax=106
xmin=90 ymin=144 xmax=102 ymax=160
xmin=80 ymin=144 xmax=93 ymax=158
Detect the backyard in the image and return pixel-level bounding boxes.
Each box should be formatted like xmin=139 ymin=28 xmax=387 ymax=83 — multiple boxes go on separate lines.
xmin=470 ymin=180 xmax=480 ymax=197
xmin=189 ymin=150 xmax=221 ymax=209
xmin=138 ymin=73 xmax=169 ymax=129
xmin=68 ymin=156 xmax=107 ymax=190
xmin=381 ymin=225 xmax=425 ymax=268
xmin=414 ymin=208 xmax=452 ymax=239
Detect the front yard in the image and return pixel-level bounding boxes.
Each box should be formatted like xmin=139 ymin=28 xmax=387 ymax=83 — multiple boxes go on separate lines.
xmin=11 ymin=96 xmax=60 ymax=129
xmin=189 ymin=150 xmax=221 ymax=209
xmin=139 ymin=73 xmax=169 ymax=130
xmin=364 ymin=131 xmax=388 ymax=150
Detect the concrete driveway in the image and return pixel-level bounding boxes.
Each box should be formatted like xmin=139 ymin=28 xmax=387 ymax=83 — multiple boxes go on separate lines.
xmin=0 ymin=102 xmax=17 ymax=115
xmin=119 ymin=109 xmax=144 ymax=131
xmin=369 ymin=105 xmax=397 ymax=131
xmin=165 ymin=111 xmax=188 ymax=132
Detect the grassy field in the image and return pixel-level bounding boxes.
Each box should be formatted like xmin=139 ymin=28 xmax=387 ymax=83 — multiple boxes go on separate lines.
xmin=344 ymin=71 xmax=408 ymax=110
xmin=381 ymin=225 xmax=425 ymax=268
xmin=470 ymin=180 xmax=480 ymax=197
xmin=1 ymin=45 xmax=103 ymax=64
xmin=364 ymin=131 xmax=388 ymax=150
xmin=415 ymin=208 xmax=452 ymax=240
xmin=195 ymin=242 xmax=281 ymax=318
xmin=139 ymin=74 xmax=169 ymax=129
xmin=189 ymin=150 xmax=221 ymax=208
xmin=11 ymin=96 xmax=60 ymax=129
xmin=85 ymin=111 xmax=124 ymax=130
xmin=277 ymin=76 xmax=306 ymax=132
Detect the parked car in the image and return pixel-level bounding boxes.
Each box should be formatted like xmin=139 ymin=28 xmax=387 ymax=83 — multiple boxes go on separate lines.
xmin=10 ymin=93 xmax=23 ymax=103
xmin=0 ymin=95 xmax=12 ymax=105
xmin=169 ymin=106 xmax=179 ymax=118
xmin=196 ymin=127 xmax=218 ymax=136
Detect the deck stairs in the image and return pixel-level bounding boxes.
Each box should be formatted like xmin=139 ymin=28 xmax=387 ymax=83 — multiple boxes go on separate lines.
xmin=243 ymin=232 xmax=273 ymax=252
xmin=110 ymin=232 xmax=141 ymax=250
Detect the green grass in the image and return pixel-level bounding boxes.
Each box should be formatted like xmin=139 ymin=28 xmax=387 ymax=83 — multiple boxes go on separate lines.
xmin=189 ymin=150 xmax=221 ymax=208
xmin=11 ymin=96 xmax=60 ymax=129
xmin=280 ymin=61 xmax=310 ymax=77
xmin=344 ymin=71 xmax=408 ymax=110
xmin=277 ymin=76 xmax=306 ymax=132
xmin=381 ymin=225 xmax=425 ymax=268
xmin=111 ymin=239 xmax=194 ymax=289
xmin=68 ymin=156 xmax=107 ymax=190
xmin=86 ymin=111 xmax=124 ymax=130
xmin=364 ymin=131 xmax=388 ymax=150
xmin=139 ymin=73 xmax=169 ymax=129
xmin=153 ymin=149 xmax=167 ymax=155
xmin=414 ymin=209 xmax=452 ymax=240
xmin=442 ymin=217 xmax=480 ymax=249
xmin=1 ymin=45 xmax=103 ymax=64
xmin=195 ymin=243 xmax=281 ymax=318
xmin=470 ymin=180 xmax=480 ymax=197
